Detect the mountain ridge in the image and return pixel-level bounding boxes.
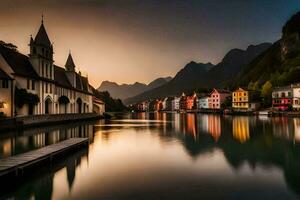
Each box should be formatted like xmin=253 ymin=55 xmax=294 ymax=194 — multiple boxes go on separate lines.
xmin=98 ymin=76 xmax=172 ymax=100
xmin=124 ymin=42 xmax=272 ymax=105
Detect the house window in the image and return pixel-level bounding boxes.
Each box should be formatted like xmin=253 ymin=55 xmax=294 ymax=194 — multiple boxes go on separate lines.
xmin=32 ymin=80 xmax=35 ymax=90
xmin=46 ymin=64 xmax=48 ymax=77
xmin=46 ymin=83 xmax=48 ymax=93
xmin=282 ymin=92 xmax=286 ymax=98
xmin=288 ymin=92 xmax=292 ymax=97
xmin=1 ymin=80 xmax=8 ymax=88
xmin=27 ymin=79 xmax=30 ymax=89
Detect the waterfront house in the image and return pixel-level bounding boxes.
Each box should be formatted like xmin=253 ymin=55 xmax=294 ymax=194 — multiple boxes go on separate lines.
xmin=186 ymin=92 xmax=198 ymax=110
xmin=232 ymin=88 xmax=260 ymax=111
xmin=0 ymin=18 xmax=103 ymax=117
xmin=197 ymin=94 xmax=210 ymax=109
xmin=149 ymin=99 xmax=163 ymax=111
xmin=208 ymin=89 xmax=231 ymax=109
xmin=292 ymin=83 xmax=300 ymax=110
xmin=164 ymin=97 xmax=174 ymax=111
xmin=172 ymin=97 xmax=180 ymax=111
xmin=162 ymin=97 xmax=168 ymax=110
xmin=179 ymin=93 xmax=187 ymax=110
xmin=272 ymin=86 xmax=292 ymax=111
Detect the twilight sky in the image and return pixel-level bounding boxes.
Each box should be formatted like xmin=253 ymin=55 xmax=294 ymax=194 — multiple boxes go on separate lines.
xmin=0 ymin=0 xmax=300 ymax=87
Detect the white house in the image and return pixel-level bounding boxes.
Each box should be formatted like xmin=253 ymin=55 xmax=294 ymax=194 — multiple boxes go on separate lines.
xmin=0 ymin=18 xmax=104 ymax=117
xmin=292 ymin=83 xmax=300 ymax=110
xmin=198 ymin=95 xmax=210 ymax=109
xmin=172 ymin=97 xmax=180 ymax=111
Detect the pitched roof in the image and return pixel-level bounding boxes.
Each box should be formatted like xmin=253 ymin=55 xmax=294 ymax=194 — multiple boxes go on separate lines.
xmin=215 ymin=89 xmax=231 ymax=93
xmin=54 ymin=65 xmax=72 ymax=88
xmin=273 ymin=85 xmax=292 ymax=92
xmin=65 ymin=53 xmax=76 ymax=71
xmin=34 ymin=23 xmax=51 ymax=46
xmin=0 ymin=68 xmax=12 ymax=80
xmin=0 ymin=45 xmax=39 ymax=79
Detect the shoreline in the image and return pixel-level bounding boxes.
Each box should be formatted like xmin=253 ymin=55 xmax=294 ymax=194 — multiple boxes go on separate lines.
xmin=0 ymin=113 xmax=105 ymax=132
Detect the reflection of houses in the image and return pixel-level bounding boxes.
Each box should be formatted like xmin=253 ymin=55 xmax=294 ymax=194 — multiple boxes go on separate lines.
xmin=272 ymin=86 xmax=292 ymax=111
xmin=232 ymin=88 xmax=260 ymax=111
xmin=207 ymin=115 xmax=221 ymax=142
xmin=232 ymin=117 xmax=250 ymax=143
xmin=0 ymin=123 xmax=94 ymax=159
xmin=294 ymin=118 xmax=300 ymax=142
xmin=5 ymin=148 xmax=87 ymax=200
xmin=0 ymin=18 xmax=103 ymax=117
xmin=186 ymin=114 xmax=197 ymax=139
xmin=272 ymin=117 xmax=293 ymax=140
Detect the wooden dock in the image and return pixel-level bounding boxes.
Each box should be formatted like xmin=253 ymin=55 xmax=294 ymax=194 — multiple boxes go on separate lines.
xmin=0 ymin=138 xmax=89 ymax=179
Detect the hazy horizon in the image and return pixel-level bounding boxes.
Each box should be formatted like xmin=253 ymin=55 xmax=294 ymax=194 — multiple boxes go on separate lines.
xmin=0 ymin=0 xmax=300 ymax=87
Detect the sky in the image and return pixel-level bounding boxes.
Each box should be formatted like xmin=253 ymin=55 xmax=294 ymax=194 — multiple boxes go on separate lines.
xmin=0 ymin=0 xmax=300 ymax=87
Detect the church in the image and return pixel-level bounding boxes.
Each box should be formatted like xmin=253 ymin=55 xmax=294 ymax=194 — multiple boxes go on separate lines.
xmin=0 ymin=18 xmax=104 ymax=117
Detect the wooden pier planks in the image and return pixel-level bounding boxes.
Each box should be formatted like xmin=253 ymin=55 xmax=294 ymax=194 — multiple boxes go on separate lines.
xmin=0 ymin=138 xmax=88 ymax=177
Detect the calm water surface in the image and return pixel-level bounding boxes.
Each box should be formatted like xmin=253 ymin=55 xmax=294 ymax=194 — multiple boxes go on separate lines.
xmin=1 ymin=113 xmax=300 ymax=199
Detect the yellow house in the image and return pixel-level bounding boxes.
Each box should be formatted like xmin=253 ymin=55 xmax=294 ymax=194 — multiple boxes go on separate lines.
xmin=232 ymin=88 xmax=260 ymax=111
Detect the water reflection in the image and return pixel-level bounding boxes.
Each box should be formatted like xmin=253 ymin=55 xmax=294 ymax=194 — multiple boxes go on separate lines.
xmin=232 ymin=117 xmax=250 ymax=143
xmin=2 ymin=114 xmax=300 ymax=199
xmin=0 ymin=122 xmax=95 ymax=159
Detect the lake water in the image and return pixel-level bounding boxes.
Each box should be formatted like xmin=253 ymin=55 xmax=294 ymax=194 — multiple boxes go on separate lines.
xmin=1 ymin=113 xmax=300 ymax=200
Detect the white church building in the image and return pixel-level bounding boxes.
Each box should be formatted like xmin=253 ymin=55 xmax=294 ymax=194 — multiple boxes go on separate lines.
xmin=0 ymin=19 xmax=104 ymax=117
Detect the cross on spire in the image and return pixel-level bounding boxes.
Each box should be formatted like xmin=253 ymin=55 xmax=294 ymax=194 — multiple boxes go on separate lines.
xmin=41 ymin=14 xmax=44 ymax=24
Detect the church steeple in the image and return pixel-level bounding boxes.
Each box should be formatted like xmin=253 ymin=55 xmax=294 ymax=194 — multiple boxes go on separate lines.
xmin=29 ymin=15 xmax=54 ymax=80
xmin=65 ymin=52 xmax=76 ymax=72
xmin=34 ymin=16 xmax=51 ymax=47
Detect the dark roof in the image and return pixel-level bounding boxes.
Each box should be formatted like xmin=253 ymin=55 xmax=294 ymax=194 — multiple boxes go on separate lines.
xmin=34 ymin=23 xmax=51 ymax=46
xmin=273 ymin=85 xmax=292 ymax=91
xmin=0 ymin=68 xmax=12 ymax=80
xmin=54 ymin=65 xmax=72 ymax=88
xmin=0 ymin=45 xmax=39 ymax=79
xmin=65 ymin=53 xmax=76 ymax=71
xmin=212 ymin=88 xmax=231 ymax=94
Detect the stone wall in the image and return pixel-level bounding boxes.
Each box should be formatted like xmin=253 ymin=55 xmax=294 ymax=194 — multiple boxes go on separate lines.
xmin=16 ymin=113 xmax=101 ymax=127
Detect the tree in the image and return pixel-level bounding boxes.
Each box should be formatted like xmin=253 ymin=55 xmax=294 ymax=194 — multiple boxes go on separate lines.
xmin=261 ymin=81 xmax=272 ymax=107
xmin=247 ymin=82 xmax=254 ymax=90
xmin=0 ymin=41 xmax=18 ymax=52
xmin=15 ymin=88 xmax=40 ymax=108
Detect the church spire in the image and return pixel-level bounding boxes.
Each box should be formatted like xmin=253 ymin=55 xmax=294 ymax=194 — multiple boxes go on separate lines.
xmin=65 ymin=52 xmax=76 ymax=72
xmin=34 ymin=15 xmax=51 ymax=47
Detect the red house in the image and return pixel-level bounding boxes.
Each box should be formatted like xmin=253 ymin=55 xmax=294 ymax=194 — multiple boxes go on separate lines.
xmin=272 ymin=86 xmax=292 ymax=111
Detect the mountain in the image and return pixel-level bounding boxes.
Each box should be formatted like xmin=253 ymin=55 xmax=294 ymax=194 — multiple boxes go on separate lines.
xmin=98 ymin=77 xmax=172 ymax=100
xmin=124 ymin=43 xmax=271 ymax=105
xmin=230 ymin=11 xmax=300 ymax=89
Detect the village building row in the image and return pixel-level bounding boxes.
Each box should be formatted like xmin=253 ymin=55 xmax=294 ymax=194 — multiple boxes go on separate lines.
xmin=132 ymin=87 xmax=267 ymax=112
xmin=0 ymin=19 xmax=105 ymax=117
